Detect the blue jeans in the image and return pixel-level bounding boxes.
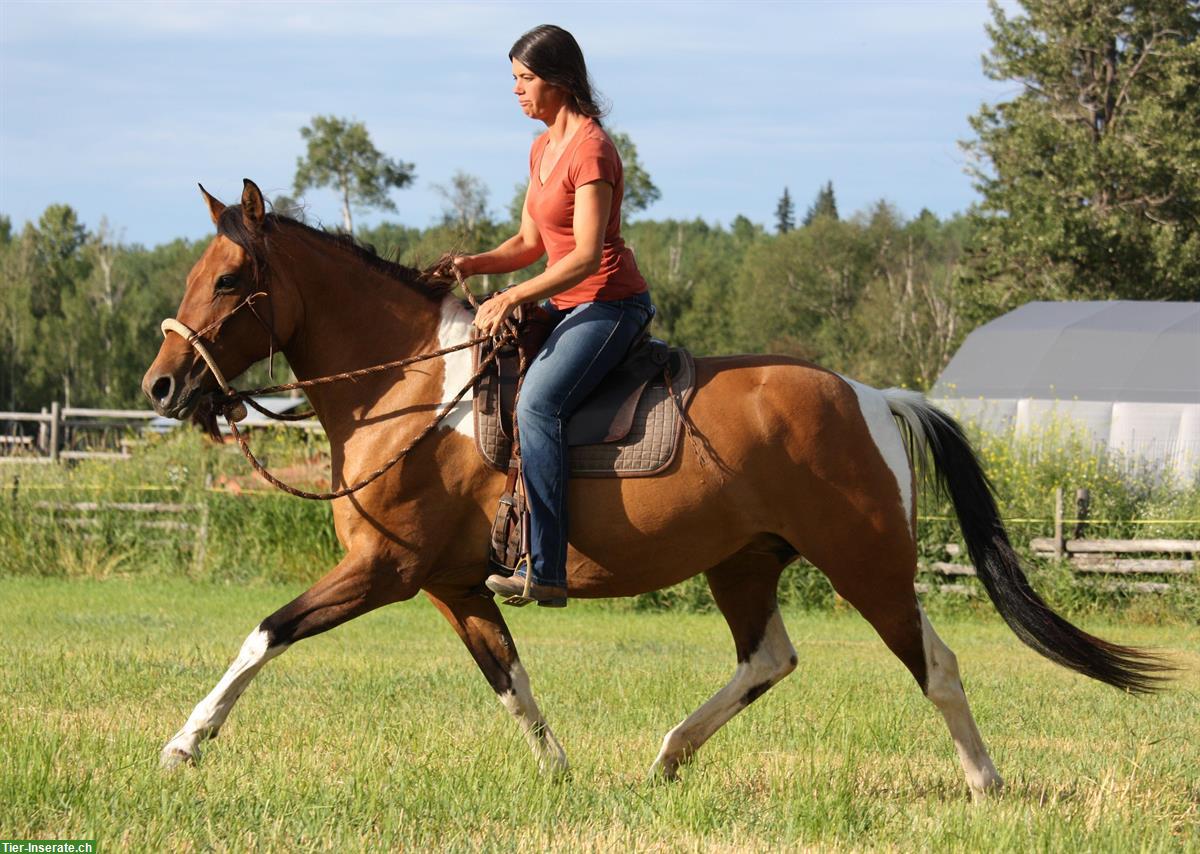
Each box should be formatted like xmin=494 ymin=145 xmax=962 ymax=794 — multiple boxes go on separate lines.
xmin=516 ymin=291 xmax=654 ymax=587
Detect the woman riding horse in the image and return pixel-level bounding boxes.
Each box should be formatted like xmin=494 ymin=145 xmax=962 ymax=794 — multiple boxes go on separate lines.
xmin=454 ymin=25 xmax=653 ymax=607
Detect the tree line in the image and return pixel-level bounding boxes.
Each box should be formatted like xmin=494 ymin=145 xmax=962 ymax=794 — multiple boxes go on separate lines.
xmin=1 ymin=0 xmax=1196 ymax=412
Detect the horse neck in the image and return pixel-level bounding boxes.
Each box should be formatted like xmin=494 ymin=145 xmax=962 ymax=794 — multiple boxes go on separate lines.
xmin=270 ymin=229 xmax=469 ymax=430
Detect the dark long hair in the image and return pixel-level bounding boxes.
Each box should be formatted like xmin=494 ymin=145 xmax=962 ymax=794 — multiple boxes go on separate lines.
xmin=509 ymin=25 xmax=608 ymax=120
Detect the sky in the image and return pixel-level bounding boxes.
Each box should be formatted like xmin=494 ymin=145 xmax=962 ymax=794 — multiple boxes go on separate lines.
xmin=0 ymin=0 xmax=1020 ymax=247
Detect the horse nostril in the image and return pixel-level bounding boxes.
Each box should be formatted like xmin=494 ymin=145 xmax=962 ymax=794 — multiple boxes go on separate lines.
xmin=150 ymin=375 xmax=174 ymax=404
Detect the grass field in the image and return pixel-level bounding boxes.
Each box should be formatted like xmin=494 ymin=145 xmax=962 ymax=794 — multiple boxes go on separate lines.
xmin=2 ymin=577 xmax=1198 ymax=852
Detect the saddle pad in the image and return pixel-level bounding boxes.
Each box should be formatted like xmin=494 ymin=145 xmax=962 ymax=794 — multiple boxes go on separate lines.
xmin=473 ymin=349 xmax=696 ymax=478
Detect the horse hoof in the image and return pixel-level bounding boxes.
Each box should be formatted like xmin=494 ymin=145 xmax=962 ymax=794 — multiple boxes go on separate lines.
xmin=539 ymin=755 xmax=571 ymax=780
xmin=648 ymin=757 xmax=681 ymax=783
xmin=160 ymin=745 xmax=197 ymax=770
xmin=969 ymin=773 xmax=1004 ymax=802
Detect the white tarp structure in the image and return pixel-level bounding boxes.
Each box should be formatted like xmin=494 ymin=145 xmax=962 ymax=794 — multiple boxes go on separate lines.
xmin=931 ymin=301 xmax=1200 ymax=482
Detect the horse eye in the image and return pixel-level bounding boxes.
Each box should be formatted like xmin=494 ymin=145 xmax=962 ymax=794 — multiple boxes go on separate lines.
xmin=215 ymin=274 xmax=237 ymax=291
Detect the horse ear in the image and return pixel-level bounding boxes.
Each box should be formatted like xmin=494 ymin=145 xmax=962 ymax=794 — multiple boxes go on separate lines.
xmin=198 ymin=183 xmax=225 ymax=225
xmin=241 ymin=178 xmax=266 ymax=232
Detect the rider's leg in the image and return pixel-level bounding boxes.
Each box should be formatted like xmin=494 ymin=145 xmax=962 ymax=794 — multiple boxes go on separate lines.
xmin=509 ymin=294 xmax=652 ymax=592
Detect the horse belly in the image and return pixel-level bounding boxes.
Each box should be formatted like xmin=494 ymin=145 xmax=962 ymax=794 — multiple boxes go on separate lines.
xmin=561 ymin=356 xmax=914 ymax=598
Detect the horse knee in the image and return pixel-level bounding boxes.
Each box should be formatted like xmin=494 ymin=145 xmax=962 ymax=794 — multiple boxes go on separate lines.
xmin=741 ymin=614 xmax=797 ymax=699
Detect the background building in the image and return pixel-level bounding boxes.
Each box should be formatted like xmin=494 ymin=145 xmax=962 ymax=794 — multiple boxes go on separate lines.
xmin=931 ymin=301 xmax=1200 ymax=481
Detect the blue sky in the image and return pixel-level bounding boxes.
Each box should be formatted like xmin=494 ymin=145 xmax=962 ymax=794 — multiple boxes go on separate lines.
xmin=0 ymin=0 xmax=1018 ymax=246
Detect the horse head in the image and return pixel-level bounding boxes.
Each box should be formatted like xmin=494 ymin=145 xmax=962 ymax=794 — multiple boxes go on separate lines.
xmin=142 ymin=179 xmax=303 ymax=420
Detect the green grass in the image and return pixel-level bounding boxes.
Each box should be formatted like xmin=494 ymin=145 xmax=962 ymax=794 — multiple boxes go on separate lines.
xmin=2 ymin=578 xmax=1197 ymax=851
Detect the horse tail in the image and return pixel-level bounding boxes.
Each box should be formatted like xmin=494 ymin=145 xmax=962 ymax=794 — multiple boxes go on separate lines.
xmin=879 ymin=388 xmax=1171 ymax=694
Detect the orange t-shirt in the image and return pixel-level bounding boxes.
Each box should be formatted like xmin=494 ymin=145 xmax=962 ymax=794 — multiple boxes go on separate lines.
xmin=526 ymin=119 xmax=648 ymax=309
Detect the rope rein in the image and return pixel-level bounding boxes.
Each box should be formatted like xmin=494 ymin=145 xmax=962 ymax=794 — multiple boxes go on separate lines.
xmin=162 ymin=264 xmax=518 ymax=501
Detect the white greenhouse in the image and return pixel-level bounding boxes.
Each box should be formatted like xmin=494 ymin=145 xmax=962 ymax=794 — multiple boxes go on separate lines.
xmin=930 ymin=301 xmax=1200 ymax=481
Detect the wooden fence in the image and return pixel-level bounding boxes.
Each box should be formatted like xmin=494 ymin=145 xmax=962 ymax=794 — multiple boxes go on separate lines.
xmin=0 ymin=401 xmax=321 ymax=463
xmin=0 ymin=403 xmax=158 ymax=462
xmin=30 ymin=500 xmax=209 ymax=574
xmin=921 ymin=489 xmax=1197 ymax=595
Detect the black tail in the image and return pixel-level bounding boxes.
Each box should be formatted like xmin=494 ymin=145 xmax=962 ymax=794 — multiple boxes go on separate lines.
xmin=884 ymin=390 xmax=1171 ymax=694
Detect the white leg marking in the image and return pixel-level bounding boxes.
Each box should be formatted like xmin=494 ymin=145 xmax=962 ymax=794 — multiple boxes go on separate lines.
xmin=496 ymin=660 xmax=568 ymax=776
xmin=842 ymin=377 xmax=915 ymax=535
xmin=919 ymin=606 xmax=1003 ymax=799
xmin=160 ymin=627 xmax=287 ymax=768
xmin=651 ymin=609 xmax=797 ymax=779
xmin=438 ymin=296 xmax=476 ymax=439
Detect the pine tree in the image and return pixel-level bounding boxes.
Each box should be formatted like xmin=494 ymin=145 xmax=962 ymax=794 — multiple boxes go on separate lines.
xmin=803 ymin=181 xmax=839 ymax=225
xmin=775 ymin=187 xmax=795 ymax=234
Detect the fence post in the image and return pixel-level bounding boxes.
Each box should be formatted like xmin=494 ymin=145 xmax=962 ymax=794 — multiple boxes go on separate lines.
xmin=1074 ymin=488 xmax=1090 ymax=539
xmin=192 ymin=499 xmax=209 ymax=577
xmin=49 ymin=402 xmax=61 ymax=463
xmin=1053 ymin=486 xmax=1064 ymax=560
xmin=38 ymin=407 xmax=48 ymax=453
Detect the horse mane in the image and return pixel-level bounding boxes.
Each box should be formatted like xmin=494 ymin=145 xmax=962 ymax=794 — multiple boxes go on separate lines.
xmin=215 ymin=206 xmax=457 ymax=302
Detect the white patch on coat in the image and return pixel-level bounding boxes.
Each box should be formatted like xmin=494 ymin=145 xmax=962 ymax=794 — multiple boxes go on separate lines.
xmin=842 ymin=377 xmax=914 ymax=534
xmin=919 ymin=605 xmax=1003 ymax=799
xmin=496 ymin=660 xmax=569 ymax=775
xmin=160 ymin=626 xmax=286 ymax=767
xmin=651 ymin=609 xmax=796 ymax=778
xmin=437 ymin=296 xmax=477 ymax=439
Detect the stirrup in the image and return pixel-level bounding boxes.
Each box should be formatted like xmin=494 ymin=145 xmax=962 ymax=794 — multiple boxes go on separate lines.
xmin=497 ymin=557 xmax=568 ymax=608
xmin=501 ymin=555 xmax=536 ymax=607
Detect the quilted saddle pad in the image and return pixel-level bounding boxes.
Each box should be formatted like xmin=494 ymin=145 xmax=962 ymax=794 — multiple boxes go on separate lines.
xmin=473 ymin=349 xmax=696 ymax=478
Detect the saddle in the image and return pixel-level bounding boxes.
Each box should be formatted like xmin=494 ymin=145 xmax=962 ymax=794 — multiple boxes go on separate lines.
xmin=471 ymin=304 xmax=697 ymax=478
xmin=471 ymin=302 xmax=697 ymax=579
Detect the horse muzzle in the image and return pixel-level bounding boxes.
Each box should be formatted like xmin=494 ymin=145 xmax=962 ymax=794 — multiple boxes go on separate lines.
xmin=141 ymin=366 xmax=208 ymax=419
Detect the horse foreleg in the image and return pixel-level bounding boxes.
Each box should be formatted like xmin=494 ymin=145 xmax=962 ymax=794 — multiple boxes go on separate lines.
xmin=426 ymin=588 xmax=568 ymax=776
xmin=161 ymin=549 xmax=411 ymax=768
xmin=650 ymin=552 xmax=796 ymax=780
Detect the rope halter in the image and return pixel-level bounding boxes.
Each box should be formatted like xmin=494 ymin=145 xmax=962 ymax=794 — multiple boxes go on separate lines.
xmin=160 ymin=316 xmax=248 ymax=423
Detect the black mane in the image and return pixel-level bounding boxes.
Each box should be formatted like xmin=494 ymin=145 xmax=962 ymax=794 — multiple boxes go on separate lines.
xmin=215 ymin=206 xmax=455 ymax=301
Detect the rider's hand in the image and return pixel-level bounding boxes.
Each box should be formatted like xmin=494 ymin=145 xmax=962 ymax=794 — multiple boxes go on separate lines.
xmin=473 ymin=290 xmax=518 ymax=337
xmin=451 ymin=255 xmax=475 ymax=279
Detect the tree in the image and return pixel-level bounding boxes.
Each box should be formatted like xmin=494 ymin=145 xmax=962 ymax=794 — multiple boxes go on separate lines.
xmin=848 ymin=205 xmax=969 ymax=389
xmin=962 ymin=0 xmax=1200 ymax=303
xmin=270 ymin=194 xmax=306 ymax=222
xmin=434 ymin=171 xmax=492 ymax=236
xmin=608 ymin=130 xmax=661 ymax=217
xmin=775 ymin=187 xmax=795 ymax=234
xmin=293 ymin=115 xmax=415 ymax=232
xmin=734 ymin=216 xmax=871 ymax=362
xmin=803 ymin=180 xmax=839 ymax=225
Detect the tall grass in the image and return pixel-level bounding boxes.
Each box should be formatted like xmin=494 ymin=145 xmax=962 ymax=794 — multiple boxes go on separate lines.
xmin=1 ymin=422 xmax=1197 ymax=619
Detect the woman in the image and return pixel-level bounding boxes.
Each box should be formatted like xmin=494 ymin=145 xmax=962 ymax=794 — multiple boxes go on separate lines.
xmin=454 ymin=25 xmax=653 ymax=607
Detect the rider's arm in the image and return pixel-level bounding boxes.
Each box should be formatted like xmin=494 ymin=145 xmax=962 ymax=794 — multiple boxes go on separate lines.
xmin=455 ymin=185 xmax=545 ymax=276
xmin=473 ymin=180 xmax=612 ymax=335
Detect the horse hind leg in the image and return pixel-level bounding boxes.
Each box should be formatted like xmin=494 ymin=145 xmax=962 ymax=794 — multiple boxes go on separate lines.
xmin=822 ymin=550 xmax=1003 ymax=800
xmin=650 ymin=545 xmax=796 ymax=780
xmin=918 ymin=604 xmax=1003 ymax=799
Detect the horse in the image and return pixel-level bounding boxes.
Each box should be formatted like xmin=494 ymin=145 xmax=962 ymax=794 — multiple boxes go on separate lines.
xmin=142 ymin=180 xmax=1166 ymax=800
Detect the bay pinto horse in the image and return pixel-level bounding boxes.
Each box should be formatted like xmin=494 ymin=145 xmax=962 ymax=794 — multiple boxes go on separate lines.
xmin=143 ymin=180 xmax=1166 ymax=799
